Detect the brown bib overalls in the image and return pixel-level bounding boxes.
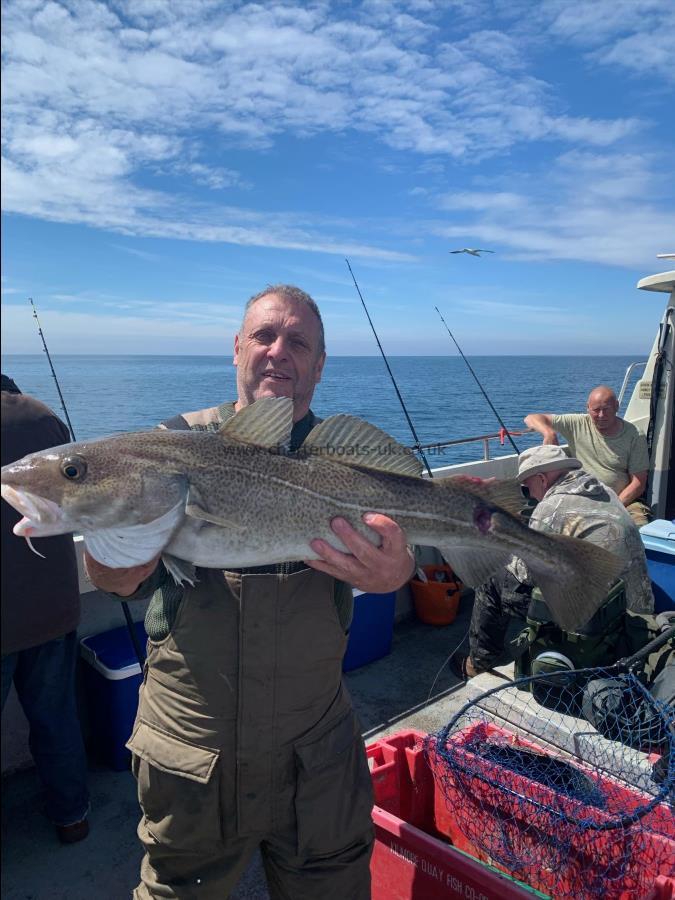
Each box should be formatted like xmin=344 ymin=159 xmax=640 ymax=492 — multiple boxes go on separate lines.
xmin=127 ymin=566 xmax=374 ymax=899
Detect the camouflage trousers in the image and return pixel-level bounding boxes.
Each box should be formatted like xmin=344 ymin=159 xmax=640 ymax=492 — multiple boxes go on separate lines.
xmin=468 ymin=571 xmax=533 ymax=672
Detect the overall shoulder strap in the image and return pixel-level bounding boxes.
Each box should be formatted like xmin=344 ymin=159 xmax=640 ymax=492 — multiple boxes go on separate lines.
xmin=160 ymin=413 xmax=191 ymax=431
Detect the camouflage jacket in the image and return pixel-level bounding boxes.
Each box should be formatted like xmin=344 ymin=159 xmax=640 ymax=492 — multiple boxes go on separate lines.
xmin=509 ymin=469 xmax=654 ymax=614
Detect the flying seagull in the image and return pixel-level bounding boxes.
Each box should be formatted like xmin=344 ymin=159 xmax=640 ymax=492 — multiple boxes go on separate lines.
xmin=449 ymin=248 xmax=495 ymax=257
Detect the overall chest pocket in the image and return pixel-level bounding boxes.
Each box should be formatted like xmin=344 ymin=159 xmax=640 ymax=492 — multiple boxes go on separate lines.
xmin=127 ymin=719 xmax=223 ymax=851
xmin=293 ymin=710 xmax=374 ymax=858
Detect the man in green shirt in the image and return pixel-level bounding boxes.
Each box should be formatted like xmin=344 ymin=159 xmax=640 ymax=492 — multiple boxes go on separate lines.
xmin=524 ymin=385 xmax=652 ymax=527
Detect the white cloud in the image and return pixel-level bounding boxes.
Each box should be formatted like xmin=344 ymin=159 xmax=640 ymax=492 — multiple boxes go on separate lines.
xmin=1 ymin=0 xmax=648 ymax=257
xmin=539 ymin=0 xmax=675 ymax=82
xmin=0 ymin=300 xmax=242 ymax=355
xmin=1 ymin=148 xmax=414 ymax=261
xmin=455 ymin=297 xmax=581 ymax=327
xmin=108 ymin=244 xmax=162 ymax=262
xmin=175 ymin=163 xmax=249 ymax=191
xmin=439 ymin=191 xmax=525 ymax=212
xmin=432 ymin=150 xmax=675 ymax=267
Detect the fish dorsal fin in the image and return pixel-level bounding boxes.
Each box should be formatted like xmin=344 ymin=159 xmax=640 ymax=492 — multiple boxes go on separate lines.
xmin=301 ymin=415 xmax=423 ymax=477
xmin=218 ymin=397 xmax=293 ymax=449
xmin=440 ymin=475 xmax=528 ymax=519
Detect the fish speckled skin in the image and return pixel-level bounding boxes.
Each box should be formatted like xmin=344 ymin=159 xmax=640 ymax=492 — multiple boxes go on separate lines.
xmin=0 ymin=398 xmax=622 ymax=631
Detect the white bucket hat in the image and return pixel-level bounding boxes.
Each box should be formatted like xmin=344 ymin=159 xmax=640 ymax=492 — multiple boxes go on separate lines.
xmin=517 ymin=445 xmax=582 ymax=482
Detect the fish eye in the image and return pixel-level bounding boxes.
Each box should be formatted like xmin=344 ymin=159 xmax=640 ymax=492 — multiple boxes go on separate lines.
xmin=60 ymin=456 xmax=87 ymax=481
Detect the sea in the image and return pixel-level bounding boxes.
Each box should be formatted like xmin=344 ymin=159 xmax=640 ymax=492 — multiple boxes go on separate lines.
xmin=2 ymin=355 xmax=646 ymax=466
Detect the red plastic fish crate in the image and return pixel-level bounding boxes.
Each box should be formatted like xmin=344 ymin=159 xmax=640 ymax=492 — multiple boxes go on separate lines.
xmin=428 ymin=722 xmax=675 ymax=900
xmin=367 ymin=728 xmax=675 ymax=900
xmin=367 ymin=730 xmax=541 ymax=899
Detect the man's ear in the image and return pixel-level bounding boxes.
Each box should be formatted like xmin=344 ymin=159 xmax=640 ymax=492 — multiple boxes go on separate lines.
xmin=233 ymin=333 xmax=240 ymax=365
xmin=314 ymin=351 xmax=326 ymax=384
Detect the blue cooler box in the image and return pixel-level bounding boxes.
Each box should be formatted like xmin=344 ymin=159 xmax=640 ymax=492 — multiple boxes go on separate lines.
xmin=343 ymin=589 xmax=396 ymax=672
xmin=80 ymin=621 xmax=147 ymax=771
xmin=640 ymin=519 xmax=675 ymax=613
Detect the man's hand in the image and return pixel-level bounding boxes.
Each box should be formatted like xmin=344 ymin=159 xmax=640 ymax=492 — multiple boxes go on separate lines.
xmin=617 ymin=471 xmax=648 ymax=508
xmin=450 ymin=475 xmax=496 ymax=486
xmin=84 ymin=549 xmax=161 ymax=597
xmin=306 ymin=514 xmax=414 ymax=594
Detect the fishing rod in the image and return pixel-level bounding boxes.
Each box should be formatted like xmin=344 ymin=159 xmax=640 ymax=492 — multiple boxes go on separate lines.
xmin=345 ymin=259 xmax=435 ymax=478
xmin=29 ymin=298 xmax=146 ymax=668
xmin=434 ymin=306 xmax=521 ymax=455
xmin=30 ymin=299 xmax=77 ymax=442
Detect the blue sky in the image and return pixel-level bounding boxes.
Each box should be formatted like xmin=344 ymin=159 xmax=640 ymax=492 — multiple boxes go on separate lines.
xmin=1 ymin=0 xmax=674 ymax=356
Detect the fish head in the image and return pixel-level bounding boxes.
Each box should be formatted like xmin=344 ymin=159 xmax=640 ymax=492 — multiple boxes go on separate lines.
xmin=1 ymin=434 xmax=186 ymax=538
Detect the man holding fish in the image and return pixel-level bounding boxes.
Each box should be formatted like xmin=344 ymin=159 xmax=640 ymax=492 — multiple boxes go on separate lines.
xmin=84 ymin=285 xmax=414 ymax=900
xmin=1 ymin=285 xmax=623 ymax=899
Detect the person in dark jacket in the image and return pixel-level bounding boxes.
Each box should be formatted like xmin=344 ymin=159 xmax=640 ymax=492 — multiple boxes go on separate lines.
xmin=1 ymin=375 xmax=90 ymax=843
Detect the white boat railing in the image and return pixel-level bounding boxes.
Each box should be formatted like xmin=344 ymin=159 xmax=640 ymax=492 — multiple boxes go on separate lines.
xmin=413 ymin=427 xmax=533 ymax=462
xmin=618 ymin=360 xmax=648 ymax=411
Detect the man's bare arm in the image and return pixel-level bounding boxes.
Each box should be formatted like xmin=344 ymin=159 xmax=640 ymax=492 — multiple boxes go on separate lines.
xmin=84 ymin=550 xmax=161 ymax=597
xmin=617 ymin=471 xmax=647 ymax=507
xmin=524 ymin=413 xmax=559 ymax=445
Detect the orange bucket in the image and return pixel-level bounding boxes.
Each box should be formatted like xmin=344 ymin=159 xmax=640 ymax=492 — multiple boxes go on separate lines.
xmin=410 ymin=565 xmax=462 ymax=625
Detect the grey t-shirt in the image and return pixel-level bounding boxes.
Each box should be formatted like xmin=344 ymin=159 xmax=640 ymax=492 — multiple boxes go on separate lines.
xmin=551 ymin=414 xmax=649 ymax=495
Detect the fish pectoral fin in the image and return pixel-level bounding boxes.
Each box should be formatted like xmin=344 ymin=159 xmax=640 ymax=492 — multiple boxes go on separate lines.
xmin=435 ymin=543 xmax=512 ymax=588
xmin=524 ymin=534 xmax=623 ymax=632
xmin=185 ymin=503 xmax=242 ymax=528
xmin=218 ymin=397 xmax=293 ymax=449
xmin=161 ymin=553 xmax=197 ymax=586
xmin=300 ymin=415 xmax=423 ymax=477
xmin=83 ymin=499 xmax=184 ymax=569
xmin=185 ymin=488 xmax=244 ymax=529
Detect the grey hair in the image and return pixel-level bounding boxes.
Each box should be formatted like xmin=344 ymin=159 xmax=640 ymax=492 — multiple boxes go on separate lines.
xmin=242 ymin=284 xmax=325 ymax=354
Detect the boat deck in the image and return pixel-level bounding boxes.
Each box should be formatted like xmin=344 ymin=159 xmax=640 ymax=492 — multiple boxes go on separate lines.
xmin=4 ymin=589 xmax=668 ymax=899
xmin=2 ymin=600 xmax=486 ymax=900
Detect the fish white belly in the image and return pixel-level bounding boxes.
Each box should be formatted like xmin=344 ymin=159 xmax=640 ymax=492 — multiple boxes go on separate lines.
xmin=165 ymin=519 xmax=350 ymax=569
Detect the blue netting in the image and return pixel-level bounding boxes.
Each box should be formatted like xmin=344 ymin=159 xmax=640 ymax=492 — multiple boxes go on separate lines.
xmin=425 ymin=666 xmax=675 ymax=900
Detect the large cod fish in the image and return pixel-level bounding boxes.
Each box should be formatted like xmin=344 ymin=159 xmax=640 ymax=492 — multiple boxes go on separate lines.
xmin=1 ymin=397 xmax=621 ymax=631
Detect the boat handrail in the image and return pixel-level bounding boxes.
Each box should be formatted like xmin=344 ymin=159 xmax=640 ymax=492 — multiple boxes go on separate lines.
xmin=618 ymin=360 xmax=648 ymax=410
xmin=412 ymin=427 xmax=533 ymax=461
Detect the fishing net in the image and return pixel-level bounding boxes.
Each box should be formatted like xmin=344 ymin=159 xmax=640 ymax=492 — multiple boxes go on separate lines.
xmin=424 ymin=634 xmax=675 ymax=900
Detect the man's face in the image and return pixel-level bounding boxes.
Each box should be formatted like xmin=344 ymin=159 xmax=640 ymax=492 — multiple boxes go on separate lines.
xmin=522 ymin=472 xmax=548 ymax=502
xmin=233 ymin=293 xmax=326 ymax=422
xmin=587 ymin=390 xmax=619 ymax=434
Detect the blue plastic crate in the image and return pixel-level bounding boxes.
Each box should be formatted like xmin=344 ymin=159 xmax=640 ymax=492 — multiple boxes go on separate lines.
xmin=640 ymin=520 xmax=675 ymax=613
xmin=343 ymin=590 xmax=396 ymax=672
xmin=80 ymin=621 xmax=147 ymax=771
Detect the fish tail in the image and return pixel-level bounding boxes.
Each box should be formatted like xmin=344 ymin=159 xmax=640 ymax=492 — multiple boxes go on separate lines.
xmin=524 ymin=530 xmax=623 ymax=632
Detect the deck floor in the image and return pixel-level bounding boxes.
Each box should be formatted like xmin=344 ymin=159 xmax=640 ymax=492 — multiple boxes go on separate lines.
xmin=2 ymin=601 xmax=482 ymax=899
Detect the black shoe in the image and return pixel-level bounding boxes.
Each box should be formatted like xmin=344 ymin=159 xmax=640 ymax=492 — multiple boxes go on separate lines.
xmin=449 ymin=654 xmax=471 ymax=683
xmin=56 ymin=818 xmax=90 ymax=844
xmin=449 ymin=655 xmax=508 ymax=683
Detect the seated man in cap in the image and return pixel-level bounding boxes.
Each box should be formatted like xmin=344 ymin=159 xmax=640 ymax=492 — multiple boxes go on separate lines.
xmin=454 ymin=445 xmax=654 ymax=680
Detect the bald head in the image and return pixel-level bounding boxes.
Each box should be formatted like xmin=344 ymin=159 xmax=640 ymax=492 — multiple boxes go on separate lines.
xmin=588 ymin=385 xmax=617 ymax=408
xmin=587 ymin=385 xmax=620 ymax=435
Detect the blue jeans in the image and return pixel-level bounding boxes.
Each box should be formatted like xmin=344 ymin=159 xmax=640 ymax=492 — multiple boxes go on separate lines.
xmin=1 ymin=631 xmax=90 ymax=826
